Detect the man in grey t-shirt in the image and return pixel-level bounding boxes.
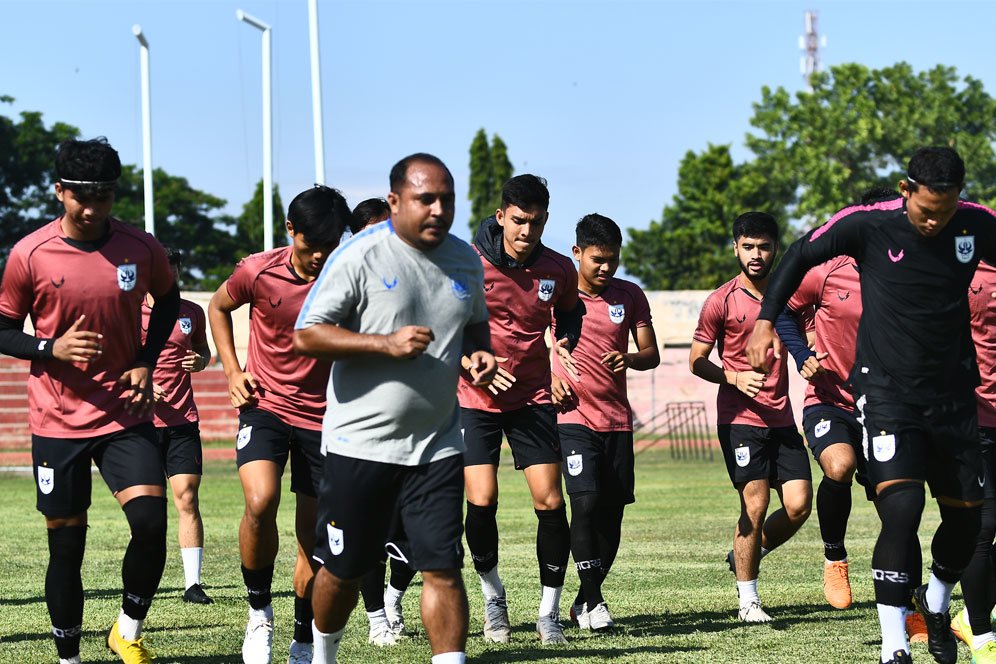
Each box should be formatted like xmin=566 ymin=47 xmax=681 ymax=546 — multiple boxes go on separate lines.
xmin=294 ymin=153 xmax=497 ymax=664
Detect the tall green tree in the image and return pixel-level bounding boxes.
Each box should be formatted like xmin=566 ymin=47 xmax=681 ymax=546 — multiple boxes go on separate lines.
xmin=237 ymin=179 xmax=285 ymax=250
xmin=467 ymin=129 xmax=514 ymax=234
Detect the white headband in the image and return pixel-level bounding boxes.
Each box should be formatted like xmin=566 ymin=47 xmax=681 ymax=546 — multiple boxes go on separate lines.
xmin=59 ymin=178 xmax=117 ymax=186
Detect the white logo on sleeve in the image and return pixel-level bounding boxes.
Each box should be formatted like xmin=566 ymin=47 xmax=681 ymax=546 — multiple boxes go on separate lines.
xmin=956 ymin=235 xmax=975 ymax=264
xmin=178 ymin=317 xmax=193 ymax=335
xmin=236 ymin=425 xmax=253 ymax=450
xmin=116 ymin=263 xmax=137 ymax=291
xmin=37 ymin=340 xmax=47 ymax=351
xmin=814 ymin=419 xmax=831 ymax=438
xmin=566 ymin=453 xmax=583 ymax=476
xmin=37 ymin=466 xmax=55 ymax=494
xmin=872 ymin=433 xmax=896 ymax=462
xmin=537 ymin=279 xmax=556 ymax=302
xmin=327 ymin=523 xmax=344 ymax=556
xmin=607 ymin=303 xmax=625 ymax=325
xmin=735 ymin=446 xmax=751 ymax=467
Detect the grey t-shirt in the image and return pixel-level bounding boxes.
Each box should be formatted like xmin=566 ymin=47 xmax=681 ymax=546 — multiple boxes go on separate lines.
xmin=295 ymin=221 xmax=488 ymax=466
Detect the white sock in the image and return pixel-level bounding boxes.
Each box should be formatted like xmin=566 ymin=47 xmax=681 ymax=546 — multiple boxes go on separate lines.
xmin=367 ymin=608 xmax=388 ymax=628
xmin=312 ymin=623 xmax=344 ymax=664
xmin=431 ymin=653 xmax=466 ymax=664
xmin=825 ymin=556 xmax=848 ymax=565
xmin=877 ymin=604 xmax=909 ymax=662
xmin=59 ymin=658 xmax=81 ymax=664
xmin=539 ymin=585 xmax=562 ymax=617
xmin=973 ymin=631 xmax=996 ymax=650
xmin=181 ymin=547 xmax=203 ymax=589
xmin=737 ymin=579 xmax=759 ymax=608
xmin=385 ymin=583 xmax=405 ymax=607
xmin=249 ymin=605 xmax=274 ymax=622
xmin=478 ymin=565 xmax=505 ymax=600
xmin=117 ymin=611 xmax=143 ymax=641
xmin=760 ymin=547 xmax=771 ymax=558
xmin=925 ymin=572 xmax=955 ymax=613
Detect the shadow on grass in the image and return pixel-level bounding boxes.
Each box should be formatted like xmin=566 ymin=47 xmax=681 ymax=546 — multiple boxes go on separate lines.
xmin=0 ymin=584 xmax=243 ymax=607
xmin=473 ymin=643 xmax=705 ymax=662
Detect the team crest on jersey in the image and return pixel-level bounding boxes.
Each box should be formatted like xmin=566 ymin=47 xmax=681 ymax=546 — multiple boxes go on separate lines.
xmin=117 ymin=263 xmax=137 ymax=291
xmin=537 ymin=279 xmax=556 ymax=302
xmin=872 ymin=433 xmax=896 ymax=462
xmin=450 ymin=274 xmax=471 ymax=300
xmin=956 ymin=235 xmax=975 ymax=264
xmin=607 ymin=303 xmax=625 ymax=325
xmin=37 ymin=466 xmax=54 ymax=494
xmin=327 ymin=523 xmax=344 ymax=556
xmin=735 ymin=446 xmax=750 ymax=467
xmin=814 ymin=419 xmax=831 ymax=438
xmin=236 ymin=425 xmax=253 ymax=450
xmin=566 ymin=454 xmax=583 ymax=476
xmin=178 ymin=317 xmax=193 ymax=335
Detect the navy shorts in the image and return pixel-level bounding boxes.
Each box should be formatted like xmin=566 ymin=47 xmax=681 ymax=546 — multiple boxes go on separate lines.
xmin=718 ymin=424 xmax=812 ymax=486
xmin=461 ymin=405 xmax=561 ymax=469
xmin=157 ymin=422 xmax=203 ymax=477
xmin=558 ymin=424 xmax=635 ymax=504
xmin=235 ymin=408 xmax=322 ymax=496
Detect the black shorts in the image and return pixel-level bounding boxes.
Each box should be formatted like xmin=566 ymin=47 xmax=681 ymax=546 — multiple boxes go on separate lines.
xmin=558 ymin=424 xmax=635 ymax=504
xmin=312 ymin=453 xmax=464 ymax=580
xmin=157 ymin=422 xmax=203 ymax=477
xmin=32 ymin=423 xmax=165 ymax=518
xmin=857 ymin=394 xmax=983 ymax=502
xmin=803 ymin=405 xmax=873 ymax=500
xmin=235 ymin=408 xmax=322 ymax=497
xmin=461 ymin=405 xmax=561 ymax=469
xmin=718 ymin=424 xmax=812 ymax=486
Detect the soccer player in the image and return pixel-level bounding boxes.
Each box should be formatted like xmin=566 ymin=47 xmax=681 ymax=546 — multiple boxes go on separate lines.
xmin=689 ymin=211 xmax=813 ymax=624
xmin=459 ymin=174 xmax=585 ymax=645
xmin=294 ymin=153 xmax=497 ymax=664
xmin=550 ymin=213 xmax=660 ymax=631
xmin=351 ymin=197 xmax=391 ymax=231
xmin=747 ymin=147 xmax=996 ymax=664
xmin=208 ymin=185 xmax=354 ymax=664
xmin=142 ymin=247 xmax=213 ymax=605
xmin=0 ymin=138 xmax=179 ymax=664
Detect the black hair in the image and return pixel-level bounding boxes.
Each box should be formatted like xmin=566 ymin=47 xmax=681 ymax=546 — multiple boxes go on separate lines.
xmin=860 ymin=186 xmax=899 ymax=204
xmin=55 ymin=137 xmax=121 ymax=194
xmin=287 ymin=185 xmax=356 ymax=246
xmin=732 ymin=211 xmax=779 ymax=242
xmin=907 ymin=147 xmax=965 ymax=194
xmin=162 ymin=245 xmax=183 ymax=267
xmin=575 ymin=213 xmax=622 ymax=249
xmin=352 ymin=198 xmax=391 ymax=229
xmin=501 ymin=174 xmax=549 ymax=212
xmin=389 ymin=153 xmax=453 ymax=194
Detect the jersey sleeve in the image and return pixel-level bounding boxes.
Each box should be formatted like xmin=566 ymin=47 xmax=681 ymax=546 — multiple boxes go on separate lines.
xmin=630 ymin=284 xmax=653 ymax=330
xmin=0 ymin=244 xmax=33 ymax=321
xmin=692 ymin=291 xmax=724 ymax=345
xmin=296 ymin=253 xmax=360 ymax=329
xmin=225 ymin=258 xmax=256 ymax=307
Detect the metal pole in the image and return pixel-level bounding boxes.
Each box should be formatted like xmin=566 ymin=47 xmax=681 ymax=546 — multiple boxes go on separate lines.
xmin=132 ymin=25 xmax=154 ymax=236
xmin=308 ymin=0 xmax=326 ymax=184
xmin=236 ymin=10 xmax=274 ymax=251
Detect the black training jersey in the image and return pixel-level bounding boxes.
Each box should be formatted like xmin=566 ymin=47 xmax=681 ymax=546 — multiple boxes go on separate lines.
xmin=759 ymin=196 xmax=996 ymax=404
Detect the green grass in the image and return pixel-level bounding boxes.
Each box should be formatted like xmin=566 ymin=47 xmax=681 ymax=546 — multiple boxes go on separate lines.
xmin=0 ymin=449 xmax=965 ymax=663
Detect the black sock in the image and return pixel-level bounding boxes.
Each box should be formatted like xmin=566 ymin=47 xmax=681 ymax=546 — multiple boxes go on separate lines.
xmin=121 ymin=496 xmax=167 ymax=620
xmin=817 ymin=476 xmax=852 ymax=561
xmin=465 ymin=502 xmax=499 ymax=574
xmin=294 ymin=595 xmax=314 ymax=643
xmin=242 ymin=564 xmax=275 ymax=610
xmin=569 ymin=493 xmax=603 ymax=607
xmin=595 ymin=503 xmax=625 ymax=575
xmin=360 ymin=562 xmax=387 ymax=613
xmin=962 ymin=498 xmax=996 ymax=634
xmin=389 ymin=556 xmax=417 ymax=592
xmin=906 ymin=534 xmax=923 ymax=611
xmin=872 ymin=483 xmax=924 ymax=608
xmin=536 ymin=505 xmax=570 ymax=588
xmin=47 ymin=525 xmax=86 ymax=659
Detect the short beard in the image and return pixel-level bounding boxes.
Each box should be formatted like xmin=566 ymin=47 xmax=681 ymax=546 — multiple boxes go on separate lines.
xmin=738 ymin=258 xmax=772 ymax=280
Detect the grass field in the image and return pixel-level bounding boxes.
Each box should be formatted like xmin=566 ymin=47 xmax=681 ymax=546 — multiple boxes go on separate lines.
xmin=0 ymin=448 xmax=968 ymax=663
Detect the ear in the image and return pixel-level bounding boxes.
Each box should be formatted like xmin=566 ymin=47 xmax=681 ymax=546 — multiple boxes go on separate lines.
xmin=285 ymin=220 xmax=294 ymax=236
xmin=387 ymin=191 xmax=400 ymax=215
xmin=898 ymin=179 xmax=910 ymax=199
xmin=572 ymin=245 xmax=583 ymax=261
xmin=495 ymin=207 xmax=505 ymax=226
xmin=54 ymin=182 xmax=65 ymax=202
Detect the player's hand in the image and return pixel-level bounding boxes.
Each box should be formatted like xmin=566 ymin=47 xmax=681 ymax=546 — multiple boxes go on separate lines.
xmin=551 ymin=374 xmax=575 ymax=408
xmin=53 ymin=315 xmax=103 ymax=364
xmin=745 ymin=320 xmax=781 ymax=373
xmin=733 ymin=370 xmax=766 ymax=398
xmin=152 ymin=382 xmax=166 ymax=403
xmin=799 ymin=352 xmax=829 ymax=381
xmin=182 ymin=350 xmax=207 ymax=373
xmin=490 ymin=357 xmax=516 ymax=395
xmin=466 ymin=351 xmax=498 ymax=387
xmin=555 ymin=338 xmax=581 ymax=383
xmin=117 ymin=364 xmax=154 ymax=416
xmin=228 ymin=370 xmax=259 ymax=408
xmin=386 ymin=326 xmax=434 ymax=359
xmin=600 ymin=350 xmax=630 ymax=374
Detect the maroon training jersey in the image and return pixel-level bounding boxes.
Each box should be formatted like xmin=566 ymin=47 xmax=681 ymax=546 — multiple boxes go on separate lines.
xmin=457 ymin=247 xmax=579 ymax=412
xmin=787 ymin=256 xmax=861 ymax=412
xmin=225 ymin=247 xmax=330 ymax=430
xmin=142 ymin=298 xmax=206 ymax=428
xmin=554 ymin=278 xmax=652 ymax=431
xmin=970 ymin=261 xmax=996 ymax=427
xmin=693 ymin=276 xmax=794 ymax=427
xmin=0 ymin=218 xmax=174 ymax=438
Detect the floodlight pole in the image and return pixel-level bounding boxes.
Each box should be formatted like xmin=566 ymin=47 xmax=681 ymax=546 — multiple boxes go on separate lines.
xmin=132 ymin=25 xmax=154 ymax=235
xmin=237 ymin=9 xmax=274 ymax=251
xmin=308 ymin=0 xmax=326 ymax=184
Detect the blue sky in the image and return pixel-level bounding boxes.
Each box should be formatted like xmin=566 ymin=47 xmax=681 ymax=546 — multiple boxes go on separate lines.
xmin=4 ymin=0 xmax=996 ymax=270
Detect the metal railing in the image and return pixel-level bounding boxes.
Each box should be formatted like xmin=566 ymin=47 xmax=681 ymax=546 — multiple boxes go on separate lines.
xmin=635 ymin=401 xmax=712 ymax=460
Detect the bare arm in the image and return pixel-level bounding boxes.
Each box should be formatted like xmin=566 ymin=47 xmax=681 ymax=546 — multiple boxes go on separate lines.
xmin=689 ymin=339 xmax=763 ymax=398
xmin=208 ymin=282 xmax=257 ymax=407
xmin=602 ymin=324 xmax=661 ymax=373
xmin=294 ymin=323 xmax=433 ymax=361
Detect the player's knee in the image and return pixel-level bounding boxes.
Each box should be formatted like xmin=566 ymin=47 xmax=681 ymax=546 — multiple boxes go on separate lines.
xmin=821 ymin=456 xmax=856 ymax=482
xmin=47 ymin=524 xmax=87 ymax=567
xmin=569 ymin=492 xmax=599 ymax=521
xmin=533 ymin=493 xmax=565 ymax=511
xmin=875 ymin=481 xmax=925 ymax=535
xmin=123 ymin=495 xmax=167 ymax=544
xmin=243 ymin=491 xmax=279 ymax=524
xmin=422 ymin=568 xmax=463 ymax=591
xmin=173 ymin=486 xmax=199 ymax=516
